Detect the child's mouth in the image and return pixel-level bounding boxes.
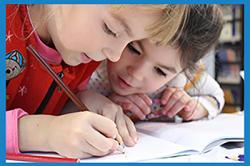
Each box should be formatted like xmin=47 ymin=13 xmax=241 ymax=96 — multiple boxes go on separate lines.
xmin=118 ymin=76 xmax=133 ymax=89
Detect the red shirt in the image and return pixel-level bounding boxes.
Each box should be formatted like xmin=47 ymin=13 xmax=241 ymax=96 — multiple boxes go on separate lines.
xmin=6 ymin=5 xmax=100 ymax=115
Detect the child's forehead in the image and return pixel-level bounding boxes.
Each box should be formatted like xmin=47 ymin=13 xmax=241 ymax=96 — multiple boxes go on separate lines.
xmin=139 ymin=40 xmax=181 ymax=63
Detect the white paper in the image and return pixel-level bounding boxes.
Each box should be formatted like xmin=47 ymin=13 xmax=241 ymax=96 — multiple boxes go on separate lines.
xmin=136 ymin=113 xmax=244 ymax=153
xmin=81 ymin=132 xmax=190 ymax=162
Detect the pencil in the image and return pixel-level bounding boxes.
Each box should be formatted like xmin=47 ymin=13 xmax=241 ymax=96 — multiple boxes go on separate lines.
xmin=225 ymin=154 xmax=244 ymax=161
xmin=27 ymin=45 xmax=87 ymax=111
xmin=6 ymin=153 xmax=80 ymax=163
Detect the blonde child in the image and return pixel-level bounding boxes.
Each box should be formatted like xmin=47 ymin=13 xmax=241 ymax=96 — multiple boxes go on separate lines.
xmin=6 ymin=4 xmax=187 ymax=158
xmin=84 ymin=5 xmax=224 ymax=142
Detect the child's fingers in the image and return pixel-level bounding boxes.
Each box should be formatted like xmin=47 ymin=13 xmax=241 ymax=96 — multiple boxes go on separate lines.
xmin=124 ymin=115 xmax=138 ymax=144
xmin=109 ymin=94 xmax=149 ymax=119
xmin=162 ymin=90 xmax=183 ymax=115
xmin=138 ymin=93 xmax=152 ymax=105
xmin=127 ymin=95 xmax=151 ymax=115
xmin=85 ymin=126 xmax=118 ymax=153
xmin=110 ymin=94 xmax=147 ymax=120
xmin=161 ymin=88 xmax=176 ymax=105
xmin=110 ymin=94 xmax=132 ymax=108
xmin=102 ymin=103 xmax=119 ymax=122
xmin=116 ymin=109 xmax=136 ymax=146
xmin=80 ymin=138 xmax=113 ymax=157
xmin=89 ymin=113 xmax=117 ymax=138
xmin=165 ymin=95 xmax=187 ymax=117
xmin=180 ymin=99 xmax=197 ymax=120
xmin=126 ymin=102 xmax=146 ymax=120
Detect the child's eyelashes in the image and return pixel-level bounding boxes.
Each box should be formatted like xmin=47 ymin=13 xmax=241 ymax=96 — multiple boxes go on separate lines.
xmin=127 ymin=43 xmax=141 ymax=55
xmin=127 ymin=43 xmax=167 ymax=77
xmin=103 ymin=22 xmax=118 ymax=38
xmin=154 ymin=67 xmax=167 ymax=77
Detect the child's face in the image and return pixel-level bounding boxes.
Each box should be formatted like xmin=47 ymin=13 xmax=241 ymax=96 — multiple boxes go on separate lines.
xmin=107 ymin=39 xmax=183 ymax=96
xmin=47 ymin=5 xmax=161 ymax=66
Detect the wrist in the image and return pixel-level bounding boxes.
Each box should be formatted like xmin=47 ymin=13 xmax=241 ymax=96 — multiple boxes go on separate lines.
xmin=19 ymin=115 xmax=56 ymax=152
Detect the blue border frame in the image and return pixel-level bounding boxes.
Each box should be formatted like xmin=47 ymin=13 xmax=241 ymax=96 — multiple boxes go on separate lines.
xmin=1 ymin=0 xmax=249 ymax=165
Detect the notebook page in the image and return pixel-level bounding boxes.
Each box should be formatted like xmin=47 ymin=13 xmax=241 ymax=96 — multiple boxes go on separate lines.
xmin=81 ymin=132 xmax=191 ymax=162
xmin=136 ymin=113 xmax=244 ymax=153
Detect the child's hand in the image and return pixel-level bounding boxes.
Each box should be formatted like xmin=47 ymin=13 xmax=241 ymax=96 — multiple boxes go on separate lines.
xmin=109 ymin=93 xmax=152 ymax=120
xmin=78 ymin=90 xmax=138 ymax=147
xmin=19 ymin=112 xmax=119 ymax=159
xmin=178 ymin=100 xmax=208 ymax=121
xmin=50 ymin=112 xmax=120 ymax=158
xmin=160 ymin=87 xmax=208 ymax=121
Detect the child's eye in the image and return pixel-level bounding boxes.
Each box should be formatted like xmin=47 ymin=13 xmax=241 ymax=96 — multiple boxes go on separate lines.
xmin=127 ymin=43 xmax=141 ymax=55
xmin=154 ymin=67 xmax=167 ymax=77
xmin=103 ymin=22 xmax=117 ymax=38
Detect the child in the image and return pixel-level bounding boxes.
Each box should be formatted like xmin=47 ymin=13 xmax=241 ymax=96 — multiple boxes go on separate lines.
xmin=6 ymin=4 xmax=187 ymax=158
xmin=86 ymin=5 xmax=224 ymax=125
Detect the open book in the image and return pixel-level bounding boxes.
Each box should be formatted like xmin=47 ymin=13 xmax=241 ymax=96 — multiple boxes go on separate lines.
xmin=7 ymin=113 xmax=244 ymax=163
xmin=81 ymin=113 xmax=244 ymax=162
xmin=136 ymin=113 xmax=244 ymax=153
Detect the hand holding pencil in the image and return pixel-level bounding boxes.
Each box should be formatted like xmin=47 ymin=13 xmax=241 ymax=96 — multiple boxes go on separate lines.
xmin=45 ymin=111 xmax=124 ymax=158
xmin=20 ymin=45 xmax=125 ymax=159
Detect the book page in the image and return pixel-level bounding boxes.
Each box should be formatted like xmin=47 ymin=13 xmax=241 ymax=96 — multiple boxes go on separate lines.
xmin=81 ymin=132 xmax=191 ymax=162
xmin=6 ymin=133 xmax=192 ymax=163
xmin=136 ymin=113 xmax=244 ymax=153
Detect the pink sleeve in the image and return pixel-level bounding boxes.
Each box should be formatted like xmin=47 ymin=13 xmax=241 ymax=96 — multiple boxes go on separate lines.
xmin=6 ymin=108 xmax=28 ymax=154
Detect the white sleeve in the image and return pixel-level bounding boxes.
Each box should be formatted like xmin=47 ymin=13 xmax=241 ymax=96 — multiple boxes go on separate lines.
xmin=186 ymin=71 xmax=225 ymax=118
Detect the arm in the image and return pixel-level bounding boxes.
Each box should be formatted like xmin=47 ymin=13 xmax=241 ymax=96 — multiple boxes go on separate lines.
xmin=6 ymin=109 xmax=28 ymax=154
xmin=183 ymin=65 xmax=225 ymax=119
xmin=7 ymin=108 xmax=120 ymax=159
xmin=159 ymin=64 xmax=224 ymax=120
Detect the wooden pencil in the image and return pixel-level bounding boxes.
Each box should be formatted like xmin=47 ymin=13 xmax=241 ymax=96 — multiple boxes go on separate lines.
xmin=27 ymin=45 xmax=87 ymax=111
xmin=27 ymin=45 xmax=125 ymax=152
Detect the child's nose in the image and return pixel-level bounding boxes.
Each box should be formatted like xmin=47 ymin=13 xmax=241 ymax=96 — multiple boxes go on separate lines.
xmin=102 ymin=43 xmax=127 ymax=62
xmin=127 ymin=65 xmax=144 ymax=81
xmin=101 ymin=48 xmax=119 ymax=62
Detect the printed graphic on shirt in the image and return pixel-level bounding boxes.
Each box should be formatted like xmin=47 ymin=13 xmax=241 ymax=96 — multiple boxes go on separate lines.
xmin=6 ymin=50 xmax=25 ymax=80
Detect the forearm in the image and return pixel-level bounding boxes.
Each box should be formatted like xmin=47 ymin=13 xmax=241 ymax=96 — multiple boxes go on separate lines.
xmin=192 ymin=96 xmax=221 ymax=119
xmin=19 ymin=114 xmax=56 ymax=152
xmin=187 ymin=71 xmax=225 ymax=111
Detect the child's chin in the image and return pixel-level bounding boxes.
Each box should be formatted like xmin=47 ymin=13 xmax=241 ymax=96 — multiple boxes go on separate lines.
xmin=118 ymin=90 xmax=136 ymax=97
xmin=113 ymin=87 xmax=130 ymax=96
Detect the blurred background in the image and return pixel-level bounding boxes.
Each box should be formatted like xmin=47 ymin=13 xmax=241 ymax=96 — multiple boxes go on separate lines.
xmin=203 ymin=5 xmax=244 ymax=113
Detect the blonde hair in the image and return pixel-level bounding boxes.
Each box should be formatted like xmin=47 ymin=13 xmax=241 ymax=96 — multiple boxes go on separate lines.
xmin=143 ymin=5 xmax=188 ymax=45
xmin=111 ymin=5 xmax=188 ymax=45
xmin=7 ymin=5 xmax=54 ymax=41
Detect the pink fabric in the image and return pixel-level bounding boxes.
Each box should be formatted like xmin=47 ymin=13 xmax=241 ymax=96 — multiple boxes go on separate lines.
xmin=33 ymin=28 xmax=88 ymax=91
xmin=33 ymin=30 xmax=62 ymax=65
xmin=6 ymin=109 xmax=28 ymax=153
